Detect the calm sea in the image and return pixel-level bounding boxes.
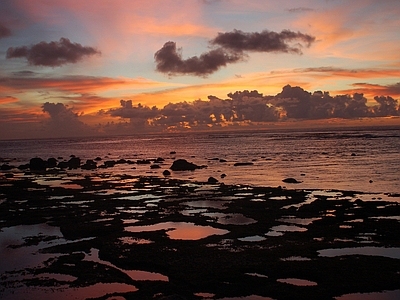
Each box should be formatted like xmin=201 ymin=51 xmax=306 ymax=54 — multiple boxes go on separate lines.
xmin=1 ymin=126 xmax=399 ymax=194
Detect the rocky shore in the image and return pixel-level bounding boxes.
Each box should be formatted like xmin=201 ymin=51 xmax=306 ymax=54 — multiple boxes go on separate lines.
xmin=0 ymin=157 xmax=400 ymax=300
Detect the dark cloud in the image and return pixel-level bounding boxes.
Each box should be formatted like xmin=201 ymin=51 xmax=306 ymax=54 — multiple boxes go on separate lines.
xmin=210 ymin=29 xmax=315 ymax=54
xmin=155 ymin=29 xmax=315 ymax=76
xmin=154 ymin=41 xmax=243 ymax=76
xmin=6 ymin=38 xmax=100 ymax=67
xmin=287 ymin=7 xmax=314 ymax=13
xmin=0 ymin=23 xmax=12 ymax=39
xmin=104 ymin=85 xmax=399 ymax=133
xmin=42 ymin=102 xmax=94 ymax=137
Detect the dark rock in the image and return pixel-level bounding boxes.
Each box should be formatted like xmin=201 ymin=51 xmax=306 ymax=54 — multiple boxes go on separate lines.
xmin=47 ymin=157 xmax=58 ymax=168
xmin=104 ymin=160 xmax=116 ymax=168
xmin=30 ymin=157 xmax=46 ymax=170
xmin=5 ymin=173 xmax=13 ymax=178
xmin=68 ymin=157 xmax=81 ymax=169
xmin=170 ymin=151 xmax=176 ymax=154
xmin=170 ymin=159 xmax=201 ymax=171
xmin=233 ymin=162 xmax=254 ymax=167
xmin=155 ymin=157 xmax=165 ymax=162
xmin=150 ymin=164 xmax=161 ymax=169
xmin=208 ymin=176 xmax=219 ymax=184
xmin=351 ymin=153 xmax=356 ymax=156
xmin=81 ymin=159 xmax=97 ymax=170
xmin=282 ymin=177 xmax=301 ymax=184
xmin=219 ymin=159 xmax=227 ymax=163
xmin=117 ymin=159 xmax=127 ymax=164
xmin=163 ymin=170 xmax=171 ymax=176
xmin=18 ymin=164 xmax=30 ymax=170
xmin=221 ymin=173 xmax=227 ymax=178
xmin=94 ymin=156 xmax=102 ymax=161
xmin=137 ymin=159 xmax=151 ymax=164
xmin=1 ymin=164 xmax=14 ymax=171
xmin=57 ymin=161 xmax=69 ymax=169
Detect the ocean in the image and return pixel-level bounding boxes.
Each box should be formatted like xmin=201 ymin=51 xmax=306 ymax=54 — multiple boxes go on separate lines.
xmin=1 ymin=125 xmax=399 ymax=194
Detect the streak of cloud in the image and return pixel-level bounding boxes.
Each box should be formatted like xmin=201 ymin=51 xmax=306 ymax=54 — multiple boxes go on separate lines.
xmin=210 ymin=29 xmax=315 ymax=54
xmin=6 ymin=38 xmax=100 ymax=67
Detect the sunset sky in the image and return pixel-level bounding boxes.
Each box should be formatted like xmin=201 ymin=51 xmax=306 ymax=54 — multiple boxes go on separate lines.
xmin=0 ymin=0 xmax=399 ymax=139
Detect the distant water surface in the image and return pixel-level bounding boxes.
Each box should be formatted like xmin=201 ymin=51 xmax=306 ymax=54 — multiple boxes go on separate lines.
xmin=1 ymin=126 xmax=399 ymax=194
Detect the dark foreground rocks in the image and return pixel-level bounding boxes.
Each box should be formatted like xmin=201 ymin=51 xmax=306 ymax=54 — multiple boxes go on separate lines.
xmin=0 ymin=172 xmax=400 ymax=300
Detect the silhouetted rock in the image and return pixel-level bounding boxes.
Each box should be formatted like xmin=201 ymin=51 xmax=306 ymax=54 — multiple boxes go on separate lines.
xmin=221 ymin=173 xmax=227 ymax=178
xmin=68 ymin=157 xmax=81 ymax=169
xmin=155 ymin=157 xmax=165 ymax=162
xmin=30 ymin=157 xmax=46 ymax=171
xmin=282 ymin=178 xmax=301 ymax=184
xmin=170 ymin=151 xmax=176 ymax=155
xmin=233 ymin=162 xmax=254 ymax=166
xmin=163 ymin=170 xmax=171 ymax=176
xmin=18 ymin=164 xmax=30 ymax=170
xmin=219 ymin=159 xmax=227 ymax=163
xmin=208 ymin=176 xmax=219 ymax=184
xmin=104 ymin=160 xmax=116 ymax=168
xmin=137 ymin=159 xmax=151 ymax=164
xmin=47 ymin=157 xmax=58 ymax=168
xmin=94 ymin=157 xmax=102 ymax=161
xmin=1 ymin=164 xmax=14 ymax=171
xmin=170 ymin=159 xmax=201 ymax=171
xmin=57 ymin=161 xmax=69 ymax=169
xmin=150 ymin=164 xmax=161 ymax=169
xmin=81 ymin=159 xmax=97 ymax=170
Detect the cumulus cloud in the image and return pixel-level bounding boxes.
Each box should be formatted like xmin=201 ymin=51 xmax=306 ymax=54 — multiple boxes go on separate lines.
xmin=155 ymin=29 xmax=315 ymax=76
xmin=210 ymin=29 xmax=315 ymax=54
xmin=42 ymin=102 xmax=94 ymax=137
xmin=6 ymin=38 xmax=100 ymax=67
xmin=154 ymin=41 xmax=243 ymax=76
xmin=0 ymin=23 xmax=12 ymax=39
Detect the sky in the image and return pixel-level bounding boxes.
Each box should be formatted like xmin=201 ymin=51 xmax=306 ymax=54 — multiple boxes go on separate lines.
xmin=0 ymin=0 xmax=399 ymax=140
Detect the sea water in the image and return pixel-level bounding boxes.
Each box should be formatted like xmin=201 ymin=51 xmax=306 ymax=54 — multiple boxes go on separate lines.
xmin=0 ymin=126 xmax=399 ymax=194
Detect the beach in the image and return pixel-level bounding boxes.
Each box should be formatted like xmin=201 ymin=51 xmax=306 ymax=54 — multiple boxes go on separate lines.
xmin=1 ymin=156 xmax=400 ymax=299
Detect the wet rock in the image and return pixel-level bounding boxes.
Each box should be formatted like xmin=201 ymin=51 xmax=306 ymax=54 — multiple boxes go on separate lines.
xmin=221 ymin=173 xmax=227 ymax=178
xmin=18 ymin=164 xmax=30 ymax=170
xmin=208 ymin=176 xmax=219 ymax=184
xmin=81 ymin=159 xmax=97 ymax=170
xmin=47 ymin=157 xmax=58 ymax=168
xmin=233 ymin=162 xmax=254 ymax=167
xmin=151 ymin=164 xmax=161 ymax=169
xmin=163 ymin=170 xmax=171 ymax=176
xmin=104 ymin=160 xmax=116 ymax=168
xmin=137 ymin=159 xmax=151 ymax=164
xmin=1 ymin=164 xmax=14 ymax=171
xmin=68 ymin=157 xmax=81 ymax=169
xmin=219 ymin=159 xmax=227 ymax=163
xmin=170 ymin=151 xmax=176 ymax=155
xmin=94 ymin=156 xmax=102 ymax=161
xmin=30 ymin=157 xmax=46 ymax=170
xmin=170 ymin=159 xmax=201 ymax=171
xmin=282 ymin=177 xmax=301 ymax=184
xmin=57 ymin=161 xmax=69 ymax=169
xmin=155 ymin=157 xmax=165 ymax=162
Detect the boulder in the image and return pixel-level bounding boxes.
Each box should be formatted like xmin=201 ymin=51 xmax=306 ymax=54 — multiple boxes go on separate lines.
xmin=81 ymin=159 xmax=97 ymax=170
xmin=282 ymin=178 xmax=301 ymax=184
xmin=47 ymin=157 xmax=58 ymax=168
xmin=68 ymin=157 xmax=81 ymax=169
xmin=233 ymin=162 xmax=254 ymax=167
xmin=170 ymin=159 xmax=200 ymax=171
xmin=207 ymin=176 xmax=219 ymax=184
xmin=30 ymin=157 xmax=46 ymax=171
xmin=163 ymin=170 xmax=171 ymax=176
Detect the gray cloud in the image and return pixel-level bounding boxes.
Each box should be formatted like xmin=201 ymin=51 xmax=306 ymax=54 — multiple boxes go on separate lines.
xmin=210 ymin=29 xmax=315 ymax=54
xmin=0 ymin=23 xmax=12 ymax=39
xmin=6 ymin=38 xmax=100 ymax=67
xmin=154 ymin=41 xmax=243 ymax=76
xmin=155 ymin=29 xmax=315 ymax=76
xmin=287 ymin=7 xmax=314 ymax=13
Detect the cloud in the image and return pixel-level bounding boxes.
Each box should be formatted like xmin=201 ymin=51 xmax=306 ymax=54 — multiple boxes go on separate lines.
xmin=210 ymin=29 xmax=315 ymax=54
xmin=287 ymin=7 xmax=314 ymax=13
xmin=0 ymin=23 xmax=12 ymax=38
xmin=42 ymin=102 xmax=95 ymax=137
xmin=154 ymin=41 xmax=243 ymax=76
xmin=6 ymin=38 xmax=100 ymax=67
xmin=155 ymin=29 xmax=315 ymax=76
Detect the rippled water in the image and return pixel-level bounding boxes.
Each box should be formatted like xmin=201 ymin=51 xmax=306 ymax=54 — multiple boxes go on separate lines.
xmin=1 ymin=126 xmax=399 ymax=193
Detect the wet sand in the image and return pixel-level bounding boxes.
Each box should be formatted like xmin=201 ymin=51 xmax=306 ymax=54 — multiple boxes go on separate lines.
xmin=0 ymin=169 xmax=400 ymax=300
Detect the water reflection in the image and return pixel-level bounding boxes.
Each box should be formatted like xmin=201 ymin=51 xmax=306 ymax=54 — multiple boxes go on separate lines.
xmin=126 ymin=222 xmax=229 ymax=240
xmin=277 ymin=278 xmax=317 ymax=286
xmin=318 ymin=247 xmax=400 ymax=259
xmin=335 ymin=289 xmax=400 ymax=300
